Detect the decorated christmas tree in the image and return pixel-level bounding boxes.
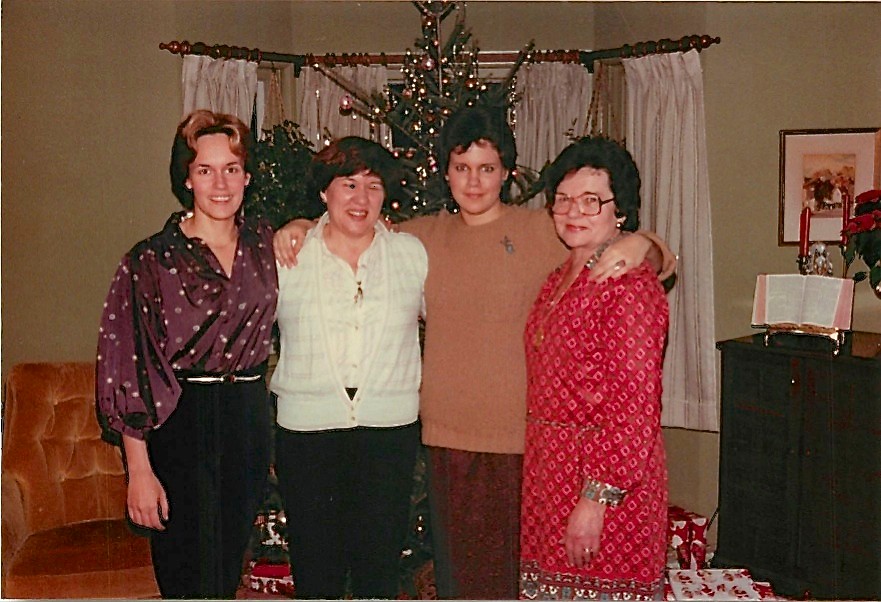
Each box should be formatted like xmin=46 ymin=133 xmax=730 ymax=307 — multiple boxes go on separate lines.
xmin=312 ymin=0 xmax=540 ymax=221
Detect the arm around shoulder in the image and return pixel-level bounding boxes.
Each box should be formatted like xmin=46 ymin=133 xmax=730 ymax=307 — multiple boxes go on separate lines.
xmin=635 ymin=229 xmax=677 ymax=284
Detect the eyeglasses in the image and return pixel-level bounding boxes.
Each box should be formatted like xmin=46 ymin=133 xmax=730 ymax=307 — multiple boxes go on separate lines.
xmin=551 ymin=192 xmax=616 ymax=216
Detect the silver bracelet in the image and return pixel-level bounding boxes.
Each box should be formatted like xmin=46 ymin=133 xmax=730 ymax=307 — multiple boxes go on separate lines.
xmin=581 ymin=479 xmax=627 ymax=507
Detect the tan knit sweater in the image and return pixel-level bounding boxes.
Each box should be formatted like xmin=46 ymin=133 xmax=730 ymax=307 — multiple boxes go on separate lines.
xmin=402 ymin=206 xmax=676 ymax=454
xmin=402 ymin=206 xmax=566 ymax=453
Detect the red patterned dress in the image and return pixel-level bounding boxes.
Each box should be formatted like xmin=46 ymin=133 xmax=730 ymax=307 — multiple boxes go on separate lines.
xmin=520 ymin=258 xmax=669 ymax=600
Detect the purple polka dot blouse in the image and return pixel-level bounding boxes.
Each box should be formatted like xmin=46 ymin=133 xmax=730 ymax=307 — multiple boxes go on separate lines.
xmin=96 ymin=211 xmax=278 ymax=441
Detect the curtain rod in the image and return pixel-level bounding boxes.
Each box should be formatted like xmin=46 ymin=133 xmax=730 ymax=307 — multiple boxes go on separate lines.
xmin=159 ymin=34 xmax=720 ymax=75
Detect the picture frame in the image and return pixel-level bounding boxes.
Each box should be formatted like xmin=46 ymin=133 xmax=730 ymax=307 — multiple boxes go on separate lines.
xmin=778 ymin=127 xmax=881 ymax=245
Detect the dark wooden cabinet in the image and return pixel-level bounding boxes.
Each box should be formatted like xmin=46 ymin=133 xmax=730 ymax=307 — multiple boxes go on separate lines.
xmin=714 ymin=332 xmax=881 ymax=600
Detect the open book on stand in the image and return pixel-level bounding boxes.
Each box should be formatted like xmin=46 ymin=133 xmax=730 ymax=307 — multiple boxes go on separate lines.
xmin=752 ymin=274 xmax=855 ymax=352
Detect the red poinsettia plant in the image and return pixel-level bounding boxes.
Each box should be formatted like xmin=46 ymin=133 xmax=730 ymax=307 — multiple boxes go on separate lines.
xmin=842 ymin=188 xmax=881 ymax=292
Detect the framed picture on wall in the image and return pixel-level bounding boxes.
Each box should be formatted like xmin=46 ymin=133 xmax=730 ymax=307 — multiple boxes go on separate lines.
xmin=778 ymin=127 xmax=881 ymax=245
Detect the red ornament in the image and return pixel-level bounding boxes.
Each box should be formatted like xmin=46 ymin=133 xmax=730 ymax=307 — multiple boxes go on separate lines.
xmin=339 ymin=94 xmax=353 ymax=114
xmin=420 ymin=55 xmax=436 ymax=71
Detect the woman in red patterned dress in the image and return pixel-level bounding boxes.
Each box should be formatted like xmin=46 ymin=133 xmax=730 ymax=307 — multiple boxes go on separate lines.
xmin=520 ymin=137 xmax=669 ymax=600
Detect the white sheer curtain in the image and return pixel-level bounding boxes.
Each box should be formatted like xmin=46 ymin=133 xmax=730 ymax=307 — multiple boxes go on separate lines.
xmin=297 ymin=66 xmax=392 ymax=148
xmin=623 ymin=50 xmax=718 ymax=431
xmin=514 ymin=63 xmax=593 ymax=209
xmin=181 ymin=55 xmax=258 ymax=126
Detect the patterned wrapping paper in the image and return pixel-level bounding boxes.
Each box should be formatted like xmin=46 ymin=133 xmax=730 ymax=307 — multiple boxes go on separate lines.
xmin=664 ymin=569 xmax=790 ymax=601
xmin=246 ymin=560 xmax=295 ymax=597
xmin=667 ymin=505 xmax=709 ymax=569
xmin=668 ymin=569 xmax=760 ymax=600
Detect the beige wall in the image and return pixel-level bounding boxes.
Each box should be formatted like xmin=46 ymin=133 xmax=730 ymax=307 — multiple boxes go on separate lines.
xmin=3 ymin=0 xmax=880 ymax=523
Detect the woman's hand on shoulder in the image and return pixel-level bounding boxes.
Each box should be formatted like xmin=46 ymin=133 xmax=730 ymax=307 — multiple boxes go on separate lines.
xmin=590 ymin=233 xmax=651 ymax=283
xmin=273 ymin=219 xmax=315 ymax=268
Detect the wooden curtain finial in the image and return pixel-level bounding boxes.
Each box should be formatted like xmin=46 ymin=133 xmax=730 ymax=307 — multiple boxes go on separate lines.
xmin=159 ymin=40 xmax=264 ymax=63
xmin=159 ymin=40 xmax=192 ymax=56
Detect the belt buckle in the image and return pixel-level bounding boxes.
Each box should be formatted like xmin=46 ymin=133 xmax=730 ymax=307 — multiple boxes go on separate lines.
xmin=224 ymin=373 xmax=236 ymax=384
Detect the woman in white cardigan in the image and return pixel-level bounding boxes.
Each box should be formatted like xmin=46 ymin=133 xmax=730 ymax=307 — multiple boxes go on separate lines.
xmin=270 ymin=137 xmax=427 ymax=599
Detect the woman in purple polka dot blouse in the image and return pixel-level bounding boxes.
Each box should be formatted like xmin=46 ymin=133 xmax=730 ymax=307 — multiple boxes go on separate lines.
xmin=95 ymin=110 xmax=278 ymax=599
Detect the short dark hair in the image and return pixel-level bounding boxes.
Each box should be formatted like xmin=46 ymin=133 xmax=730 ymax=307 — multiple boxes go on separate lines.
xmin=439 ymin=106 xmax=517 ymax=201
xmin=169 ymin=110 xmax=253 ymax=209
xmin=309 ymin=137 xmax=403 ymax=208
xmin=543 ymin=137 xmax=641 ymax=232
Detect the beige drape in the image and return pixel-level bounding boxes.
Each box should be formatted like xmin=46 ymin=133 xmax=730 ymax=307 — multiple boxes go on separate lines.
xmin=623 ymin=50 xmax=719 ymax=431
xmin=181 ymin=55 xmax=257 ymax=126
xmin=514 ymin=63 xmax=593 ymax=209
xmin=296 ymin=66 xmax=392 ymax=148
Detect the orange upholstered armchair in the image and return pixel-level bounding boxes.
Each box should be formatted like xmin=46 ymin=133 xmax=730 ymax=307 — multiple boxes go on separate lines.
xmin=1 ymin=362 xmax=159 ymax=599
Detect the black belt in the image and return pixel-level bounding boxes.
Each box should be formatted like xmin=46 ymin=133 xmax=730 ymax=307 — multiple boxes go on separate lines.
xmin=175 ymin=362 xmax=267 ymax=385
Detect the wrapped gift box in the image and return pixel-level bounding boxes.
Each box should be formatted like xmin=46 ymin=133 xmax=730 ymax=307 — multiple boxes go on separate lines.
xmin=246 ymin=559 xmax=295 ymax=597
xmin=667 ymin=505 xmax=709 ymax=569
xmin=664 ymin=568 xmax=789 ymax=601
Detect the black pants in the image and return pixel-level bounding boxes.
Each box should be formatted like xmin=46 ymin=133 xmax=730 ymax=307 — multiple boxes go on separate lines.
xmin=275 ymin=422 xmax=420 ymax=599
xmin=146 ymin=379 xmax=271 ymax=599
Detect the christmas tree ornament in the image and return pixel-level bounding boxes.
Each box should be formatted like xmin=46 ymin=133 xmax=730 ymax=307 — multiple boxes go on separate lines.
xmin=420 ymin=55 xmax=436 ymax=71
xmin=339 ymin=94 xmax=354 ymax=113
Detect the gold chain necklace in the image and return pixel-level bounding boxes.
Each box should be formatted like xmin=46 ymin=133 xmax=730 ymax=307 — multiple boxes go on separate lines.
xmin=531 ymin=233 xmax=621 ymax=350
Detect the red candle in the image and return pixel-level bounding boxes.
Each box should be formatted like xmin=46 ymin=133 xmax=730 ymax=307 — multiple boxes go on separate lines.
xmin=799 ymin=206 xmax=812 ymax=256
xmin=841 ymin=191 xmax=852 ymax=245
